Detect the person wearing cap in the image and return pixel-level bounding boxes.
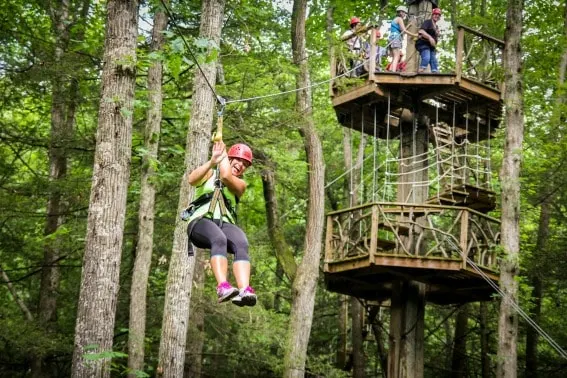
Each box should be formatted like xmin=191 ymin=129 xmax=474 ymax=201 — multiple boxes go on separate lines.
xmin=342 ymin=17 xmax=364 ymax=52
xmin=186 ymin=141 xmax=256 ymax=306
xmin=388 ymin=5 xmax=418 ymax=72
xmin=416 ymin=8 xmax=442 ymax=73
xmin=341 ymin=16 xmax=368 ymax=76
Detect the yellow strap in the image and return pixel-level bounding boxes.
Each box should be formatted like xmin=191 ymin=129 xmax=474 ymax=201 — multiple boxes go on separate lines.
xmin=212 ymin=114 xmax=223 ymax=142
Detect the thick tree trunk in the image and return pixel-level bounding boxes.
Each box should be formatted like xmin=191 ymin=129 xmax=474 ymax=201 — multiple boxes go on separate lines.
xmin=496 ymin=0 xmax=524 ymax=376
xmin=352 ymin=298 xmax=366 ymax=378
xmin=184 ymin=252 xmax=206 ymax=378
xmin=525 ymin=200 xmax=551 ymax=377
xmin=283 ymin=0 xmax=325 ymax=376
xmin=451 ymin=304 xmax=469 ymax=378
xmin=39 ymin=0 xmax=71 ymax=333
xmin=71 ymin=1 xmax=138 ymax=377
xmin=127 ymin=6 xmax=167 ymax=377
xmin=389 ymin=126 xmax=428 ymax=378
xmin=261 ymin=164 xmax=297 ymax=281
xmin=157 ymin=0 xmax=225 ymax=376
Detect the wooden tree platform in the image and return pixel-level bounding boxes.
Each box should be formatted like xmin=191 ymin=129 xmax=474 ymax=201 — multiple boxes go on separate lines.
xmin=331 ymin=73 xmax=502 ymax=142
xmin=324 ymin=203 xmax=501 ymax=304
xmin=330 ymin=25 xmax=505 ymax=142
xmin=324 ymin=253 xmax=498 ymax=304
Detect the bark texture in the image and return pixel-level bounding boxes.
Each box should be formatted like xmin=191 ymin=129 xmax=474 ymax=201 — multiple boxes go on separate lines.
xmin=496 ymin=0 xmax=524 ymax=375
xmin=127 ymin=5 xmax=167 ymax=376
xmin=71 ymin=1 xmax=138 ymax=376
xmin=451 ymin=304 xmax=469 ymax=378
xmin=283 ymin=0 xmax=325 ymax=376
xmin=184 ymin=252 xmax=206 ymax=377
xmin=351 ymin=298 xmax=365 ymax=378
xmin=36 ymin=2 xmax=89 ymax=377
xmin=157 ymin=0 xmax=225 ymax=376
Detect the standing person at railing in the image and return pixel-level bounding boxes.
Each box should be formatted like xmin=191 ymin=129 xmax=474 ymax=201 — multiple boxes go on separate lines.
xmin=341 ymin=16 xmax=367 ymax=77
xmin=387 ymin=5 xmax=417 ymax=73
xmin=416 ymin=8 xmax=442 ymax=73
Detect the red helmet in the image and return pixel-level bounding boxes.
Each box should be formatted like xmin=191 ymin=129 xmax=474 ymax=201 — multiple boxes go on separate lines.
xmin=227 ymin=143 xmax=253 ymax=165
xmin=350 ymin=17 xmax=360 ymax=26
xmin=432 ymin=8 xmax=442 ymax=15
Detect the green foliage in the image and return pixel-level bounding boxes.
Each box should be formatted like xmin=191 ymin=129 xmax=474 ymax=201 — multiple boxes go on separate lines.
xmin=2 ymin=0 xmax=567 ymax=376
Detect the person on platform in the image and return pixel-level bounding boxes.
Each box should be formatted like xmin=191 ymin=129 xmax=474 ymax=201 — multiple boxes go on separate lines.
xmin=341 ymin=16 xmax=367 ymax=76
xmin=387 ymin=5 xmax=418 ymax=72
xmin=416 ymin=8 xmax=442 ymax=73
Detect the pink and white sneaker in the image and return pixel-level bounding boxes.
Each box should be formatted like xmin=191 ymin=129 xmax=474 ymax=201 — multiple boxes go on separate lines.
xmin=216 ymin=281 xmax=239 ymax=303
xmin=231 ymin=286 xmax=257 ymax=307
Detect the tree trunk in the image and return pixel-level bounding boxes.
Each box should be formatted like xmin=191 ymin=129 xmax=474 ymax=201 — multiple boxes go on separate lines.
xmin=352 ymin=298 xmax=366 ymax=378
xmin=127 ymin=5 xmax=167 ymax=377
xmin=389 ymin=125 xmax=428 ymax=378
xmin=525 ymin=199 xmax=551 ymax=377
xmin=0 ymin=265 xmax=34 ymax=321
xmin=283 ymin=0 xmax=326 ymax=376
xmin=451 ymin=304 xmax=469 ymax=378
xmin=368 ymin=306 xmax=388 ymax=376
xmin=71 ymin=1 xmax=138 ymax=377
xmin=496 ymin=0 xmax=524 ymax=376
xmin=261 ymin=163 xmax=297 ymax=281
xmin=157 ymin=0 xmax=225 ymax=376
xmin=337 ymin=295 xmax=348 ymax=368
xmin=480 ymin=302 xmax=491 ymax=378
xmin=185 ymin=252 xmax=206 ymax=378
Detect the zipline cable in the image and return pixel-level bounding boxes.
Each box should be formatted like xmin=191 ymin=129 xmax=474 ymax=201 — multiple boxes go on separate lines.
xmin=444 ymin=238 xmax=567 ymax=360
xmin=159 ymin=0 xmax=224 ymax=106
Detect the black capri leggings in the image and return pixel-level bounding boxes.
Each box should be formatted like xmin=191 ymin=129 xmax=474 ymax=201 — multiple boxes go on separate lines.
xmin=188 ymin=218 xmax=250 ymax=262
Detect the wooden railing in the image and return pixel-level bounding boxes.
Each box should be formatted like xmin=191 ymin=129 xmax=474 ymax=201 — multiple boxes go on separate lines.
xmin=330 ymin=24 xmax=504 ymax=94
xmin=455 ymin=24 xmax=504 ymax=91
xmin=324 ymin=202 xmax=500 ymax=271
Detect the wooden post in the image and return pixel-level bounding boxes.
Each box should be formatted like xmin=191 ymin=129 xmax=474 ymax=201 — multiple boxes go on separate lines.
xmin=330 ymin=47 xmax=337 ymax=97
xmin=324 ymin=215 xmax=333 ymax=265
xmin=460 ymin=210 xmax=469 ymax=269
xmin=369 ymin=204 xmax=379 ymax=264
xmin=455 ymin=27 xmax=465 ymax=83
xmin=368 ymin=28 xmax=377 ymax=82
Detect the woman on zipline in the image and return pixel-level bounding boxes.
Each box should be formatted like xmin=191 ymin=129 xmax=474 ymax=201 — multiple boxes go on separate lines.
xmin=186 ymin=141 xmax=256 ymax=307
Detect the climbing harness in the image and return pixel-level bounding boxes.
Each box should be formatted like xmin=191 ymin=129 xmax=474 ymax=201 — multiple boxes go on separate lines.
xmin=181 ymin=167 xmax=238 ymax=224
xmin=206 ymin=168 xmax=233 ymax=226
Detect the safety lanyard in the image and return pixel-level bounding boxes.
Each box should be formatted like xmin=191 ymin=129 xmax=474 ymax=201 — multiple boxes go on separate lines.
xmin=207 ymin=168 xmax=229 ymax=225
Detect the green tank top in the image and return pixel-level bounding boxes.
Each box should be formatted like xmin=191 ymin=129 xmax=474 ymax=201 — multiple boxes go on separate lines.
xmin=188 ymin=171 xmax=238 ymax=224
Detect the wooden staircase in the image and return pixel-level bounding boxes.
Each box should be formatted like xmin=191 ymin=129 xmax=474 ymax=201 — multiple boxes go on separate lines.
xmin=429 ymin=123 xmax=496 ymax=212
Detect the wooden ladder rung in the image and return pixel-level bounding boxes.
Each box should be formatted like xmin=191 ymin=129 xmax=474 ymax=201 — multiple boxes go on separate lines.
xmin=435 ymin=137 xmax=453 ymax=145
xmin=432 ymin=126 xmax=452 ymax=136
